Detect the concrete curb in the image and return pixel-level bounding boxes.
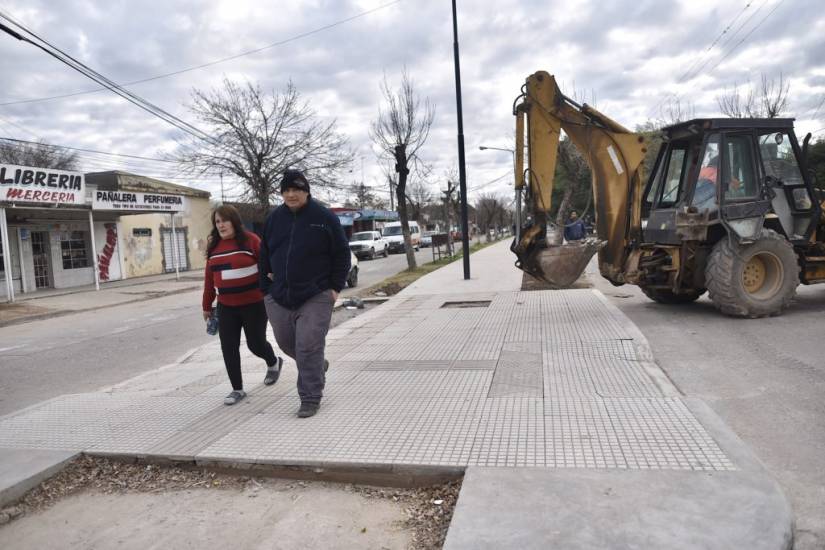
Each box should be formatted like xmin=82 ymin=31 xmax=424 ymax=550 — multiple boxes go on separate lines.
xmin=445 ymin=397 xmax=794 ymax=550
xmin=0 ymin=449 xmax=80 ymax=508
xmin=590 ymin=288 xmax=682 ymax=398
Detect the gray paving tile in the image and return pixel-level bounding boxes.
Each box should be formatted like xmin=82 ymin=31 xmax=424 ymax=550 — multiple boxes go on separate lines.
xmin=0 ymin=289 xmax=735 ymax=473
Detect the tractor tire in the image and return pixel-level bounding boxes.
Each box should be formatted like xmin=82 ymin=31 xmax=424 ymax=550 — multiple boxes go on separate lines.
xmin=705 ymin=229 xmax=799 ymax=318
xmin=640 ymin=286 xmax=705 ymax=304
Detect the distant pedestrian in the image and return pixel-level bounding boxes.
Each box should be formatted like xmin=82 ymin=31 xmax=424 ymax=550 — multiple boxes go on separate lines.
xmin=203 ymin=205 xmax=283 ymax=406
xmin=260 ymin=170 xmax=350 ymax=418
xmin=563 ymin=210 xmax=587 ymax=242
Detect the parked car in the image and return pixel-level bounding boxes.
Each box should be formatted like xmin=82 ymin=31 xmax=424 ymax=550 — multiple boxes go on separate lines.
xmin=349 ymin=230 xmax=389 ymax=260
xmin=420 ymin=231 xmax=434 ymax=247
xmin=347 ymin=251 xmax=359 ymax=288
xmin=383 ymin=221 xmax=421 ymax=253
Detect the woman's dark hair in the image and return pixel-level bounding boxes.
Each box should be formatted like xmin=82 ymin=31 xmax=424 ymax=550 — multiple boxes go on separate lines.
xmin=206 ymin=204 xmax=248 ymax=257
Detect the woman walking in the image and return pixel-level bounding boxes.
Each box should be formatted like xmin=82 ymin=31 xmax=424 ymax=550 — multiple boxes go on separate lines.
xmin=203 ymin=205 xmax=283 ymax=405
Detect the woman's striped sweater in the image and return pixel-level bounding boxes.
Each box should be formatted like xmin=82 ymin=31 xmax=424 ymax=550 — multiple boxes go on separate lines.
xmin=202 ymin=231 xmax=265 ymax=312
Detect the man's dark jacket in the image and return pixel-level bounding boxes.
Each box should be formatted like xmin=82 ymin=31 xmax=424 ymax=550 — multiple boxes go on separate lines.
xmin=563 ymin=219 xmax=587 ymax=241
xmin=259 ymin=198 xmax=351 ymax=309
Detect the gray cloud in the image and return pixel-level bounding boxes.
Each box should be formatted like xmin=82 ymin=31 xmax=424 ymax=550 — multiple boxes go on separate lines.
xmin=1 ymin=0 xmax=823 ymax=202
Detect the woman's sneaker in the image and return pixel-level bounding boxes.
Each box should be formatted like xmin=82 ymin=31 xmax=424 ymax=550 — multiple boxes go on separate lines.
xmin=264 ymin=357 xmax=283 ymax=386
xmin=224 ymin=390 xmax=246 ymax=405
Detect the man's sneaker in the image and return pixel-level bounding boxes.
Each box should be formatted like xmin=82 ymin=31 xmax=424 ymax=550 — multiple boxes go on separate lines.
xmin=264 ymin=356 xmax=283 ymax=386
xmin=223 ymin=390 xmax=246 ymax=405
xmin=324 ymin=359 xmax=329 ymax=372
xmin=297 ymin=402 xmax=320 ymax=418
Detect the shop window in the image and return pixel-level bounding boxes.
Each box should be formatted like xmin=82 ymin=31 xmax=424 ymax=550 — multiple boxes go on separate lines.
xmin=60 ymin=231 xmax=90 ymax=269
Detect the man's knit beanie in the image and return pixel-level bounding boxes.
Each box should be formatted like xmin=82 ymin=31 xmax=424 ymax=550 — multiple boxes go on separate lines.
xmin=280 ymin=170 xmax=310 ymax=194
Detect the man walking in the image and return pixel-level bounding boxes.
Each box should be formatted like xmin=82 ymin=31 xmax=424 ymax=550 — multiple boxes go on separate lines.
xmin=260 ymin=170 xmax=351 ymax=417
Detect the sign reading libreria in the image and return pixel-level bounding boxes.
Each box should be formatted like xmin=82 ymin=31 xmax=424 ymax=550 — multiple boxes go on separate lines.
xmin=93 ymin=190 xmax=187 ymax=212
xmin=0 ymin=164 xmax=86 ymax=206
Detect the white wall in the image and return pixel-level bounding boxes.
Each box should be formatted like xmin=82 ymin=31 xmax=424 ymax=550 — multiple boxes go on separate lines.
xmin=47 ymin=226 xmax=95 ymax=289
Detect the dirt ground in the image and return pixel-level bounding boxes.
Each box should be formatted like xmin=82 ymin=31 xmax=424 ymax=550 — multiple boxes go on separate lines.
xmin=0 ymin=457 xmax=461 ymax=550
xmin=0 ymin=302 xmax=52 ymax=326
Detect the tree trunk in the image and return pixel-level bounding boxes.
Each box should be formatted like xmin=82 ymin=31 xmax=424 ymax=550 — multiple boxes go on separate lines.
xmin=394 ymin=145 xmax=417 ymax=270
xmin=551 ymin=186 xmax=574 ymax=245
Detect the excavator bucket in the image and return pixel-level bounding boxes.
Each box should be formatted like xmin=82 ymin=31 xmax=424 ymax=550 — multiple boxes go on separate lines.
xmin=515 ymin=238 xmax=605 ymax=288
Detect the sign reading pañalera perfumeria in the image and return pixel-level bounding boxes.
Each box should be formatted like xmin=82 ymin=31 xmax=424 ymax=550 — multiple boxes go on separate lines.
xmin=92 ymin=190 xmax=188 ymax=212
xmin=0 ymin=164 xmax=86 ymax=206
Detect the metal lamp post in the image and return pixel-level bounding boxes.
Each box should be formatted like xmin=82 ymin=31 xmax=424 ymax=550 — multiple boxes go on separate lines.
xmin=451 ymin=0 xmax=470 ymax=280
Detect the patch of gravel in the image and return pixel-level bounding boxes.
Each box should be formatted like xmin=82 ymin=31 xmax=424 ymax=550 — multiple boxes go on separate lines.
xmin=0 ymin=455 xmax=462 ymax=550
xmin=352 ymin=481 xmax=462 ymax=549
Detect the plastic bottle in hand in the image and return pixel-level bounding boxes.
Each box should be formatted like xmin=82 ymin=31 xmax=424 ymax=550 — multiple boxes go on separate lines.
xmin=206 ymin=311 xmax=219 ymax=335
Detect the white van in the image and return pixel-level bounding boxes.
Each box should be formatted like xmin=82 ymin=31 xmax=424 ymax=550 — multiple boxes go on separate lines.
xmin=382 ymin=221 xmax=420 ymax=253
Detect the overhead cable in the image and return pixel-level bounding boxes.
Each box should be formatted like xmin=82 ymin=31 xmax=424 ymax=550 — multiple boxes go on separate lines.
xmin=0 ymin=0 xmax=403 ymax=107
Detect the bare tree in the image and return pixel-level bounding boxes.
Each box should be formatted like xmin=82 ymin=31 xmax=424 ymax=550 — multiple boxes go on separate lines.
xmin=0 ymin=140 xmax=78 ymax=170
xmin=174 ymin=79 xmax=353 ymax=209
xmin=370 ymin=70 xmax=435 ymax=270
xmin=343 ymin=181 xmax=385 ymax=210
xmin=717 ymin=82 xmax=758 ymax=118
xmin=759 ymin=73 xmax=790 ymax=118
xmin=658 ymin=97 xmax=695 ymax=125
xmin=475 ymin=193 xmax=509 ymax=241
xmin=716 ymin=73 xmax=789 ymax=119
xmin=551 ymin=138 xmax=591 ymax=245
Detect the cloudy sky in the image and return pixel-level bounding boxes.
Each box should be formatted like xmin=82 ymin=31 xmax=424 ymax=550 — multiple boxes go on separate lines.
xmin=1 ymin=0 xmax=823 ymax=206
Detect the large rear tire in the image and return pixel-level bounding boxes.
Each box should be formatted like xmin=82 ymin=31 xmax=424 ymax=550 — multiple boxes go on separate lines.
xmin=640 ymin=286 xmax=705 ymax=304
xmin=705 ymin=229 xmax=798 ymax=318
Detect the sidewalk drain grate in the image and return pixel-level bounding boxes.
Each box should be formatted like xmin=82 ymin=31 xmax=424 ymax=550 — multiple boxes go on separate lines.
xmin=440 ymin=300 xmax=491 ymax=309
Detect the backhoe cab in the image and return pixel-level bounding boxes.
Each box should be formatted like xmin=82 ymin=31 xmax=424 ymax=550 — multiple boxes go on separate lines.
xmin=512 ymin=71 xmax=825 ymax=317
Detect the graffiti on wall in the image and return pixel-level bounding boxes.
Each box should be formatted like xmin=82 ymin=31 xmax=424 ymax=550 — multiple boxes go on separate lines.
xmin=98 ymin=223 xmax=117 ymax=281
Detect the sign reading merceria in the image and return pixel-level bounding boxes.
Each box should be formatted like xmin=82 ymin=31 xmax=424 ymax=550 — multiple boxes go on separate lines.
xmin=0 ymin=164 xmax=85 ymax=206
xmin=93 ymin=190 xmax=188 ymax=212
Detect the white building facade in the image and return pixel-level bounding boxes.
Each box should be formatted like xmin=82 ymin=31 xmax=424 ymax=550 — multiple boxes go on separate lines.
xmin=1 ymin=166 xmax=211 ymax=302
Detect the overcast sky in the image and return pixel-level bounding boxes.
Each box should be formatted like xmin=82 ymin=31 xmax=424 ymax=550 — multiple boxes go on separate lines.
xmin=1 ymin=0 xmax=823 ymax=206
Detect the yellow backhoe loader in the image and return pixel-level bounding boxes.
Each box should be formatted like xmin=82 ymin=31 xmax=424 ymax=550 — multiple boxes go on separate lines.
xmin=512 ymin=71 xmax=825 ymax=317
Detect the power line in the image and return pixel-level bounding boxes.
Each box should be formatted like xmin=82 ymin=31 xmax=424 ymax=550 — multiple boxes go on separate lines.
xmin=674 ymin=2 xmax=756 ymax=84
xmin=0 ymin=114 xmax=39 ymax=139
xmin=647 ymin=0 xmax=783 ymax=120
xmin=0 ymin=136 xmax=177 ymax=163
xmin=0 ymin=0 xmax=403 ymax=107
xmin=468 ymin=172 xmax=511 ymax=192
xmin=0 ymin=11 xmax=215 ymax=144
xmin=709 ymin=0 xmax=786 ymax=69
xmin=647 ymin=1 xmax=759 ymax=118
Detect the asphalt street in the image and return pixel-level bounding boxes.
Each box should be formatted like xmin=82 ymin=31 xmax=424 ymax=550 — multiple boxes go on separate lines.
xmin=0 ymin=290 xmax=212 ymax=416
xmin=0 ymin=239 xmax=485 ymax=417
xmin=592 ymin=273 xmax=825 ymax=550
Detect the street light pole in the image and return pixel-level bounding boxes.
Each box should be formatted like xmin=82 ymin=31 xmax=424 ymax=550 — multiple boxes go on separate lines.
xmin=451 ymin=0 xmax=470 ymax=280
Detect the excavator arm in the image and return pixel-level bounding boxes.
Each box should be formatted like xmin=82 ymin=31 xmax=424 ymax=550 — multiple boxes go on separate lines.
xmin=512 ymin=71 xmax=648 ymax=286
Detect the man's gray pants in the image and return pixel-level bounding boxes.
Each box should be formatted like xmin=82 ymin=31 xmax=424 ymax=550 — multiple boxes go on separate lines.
xmin=264 ymin=291 xmax=334 ymax=405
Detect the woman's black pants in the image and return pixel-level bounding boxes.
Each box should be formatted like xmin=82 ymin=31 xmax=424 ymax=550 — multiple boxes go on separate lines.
xmin=217 ymin=301 xmax=278 ymax=390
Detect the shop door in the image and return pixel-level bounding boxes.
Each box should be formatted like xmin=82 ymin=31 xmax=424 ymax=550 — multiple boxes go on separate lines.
xmin=31 ymin=231 xmax=52 ymax=289
xmin=161 ymin=228 xmax=189 ymax=272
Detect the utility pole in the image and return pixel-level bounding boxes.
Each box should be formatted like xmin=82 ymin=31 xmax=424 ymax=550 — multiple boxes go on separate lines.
xmin=220 ymin=172 xmax=225 ymax=203
xmin=451 ymin=0 xmax=470 ymax=279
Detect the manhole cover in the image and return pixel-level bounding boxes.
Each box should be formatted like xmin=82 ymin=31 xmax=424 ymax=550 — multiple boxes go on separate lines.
xmin=440 ymin=300 xmax=491 ymax=308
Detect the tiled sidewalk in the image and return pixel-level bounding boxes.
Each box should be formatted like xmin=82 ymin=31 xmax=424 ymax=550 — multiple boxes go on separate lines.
xmin=0 ymin=289 xmax=732 ymax=473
